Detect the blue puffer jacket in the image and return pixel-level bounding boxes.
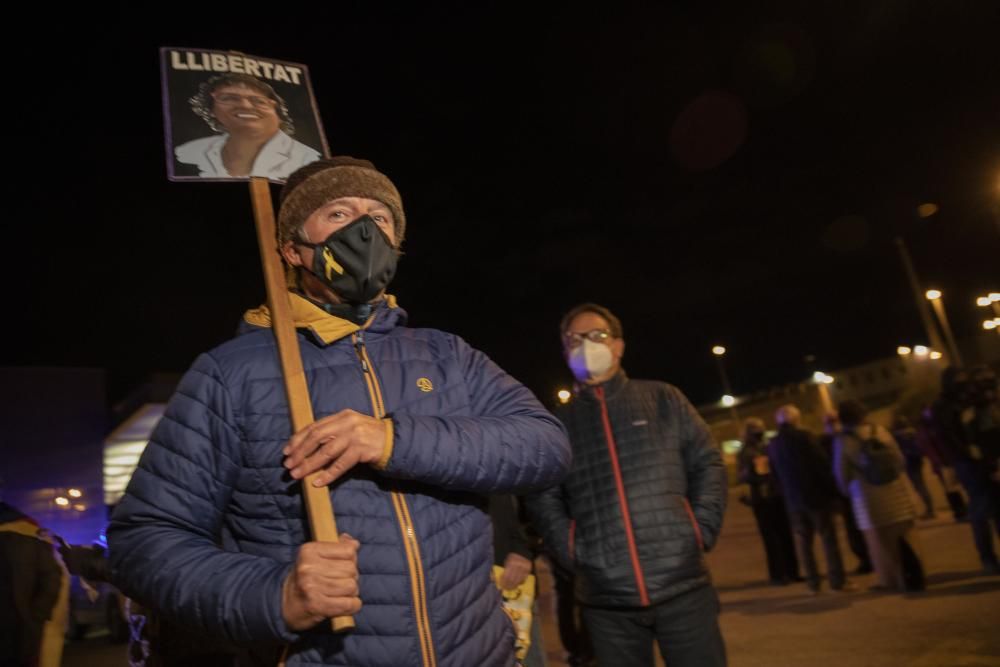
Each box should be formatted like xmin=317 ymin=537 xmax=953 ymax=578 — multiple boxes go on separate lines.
xmin=108 ymin=296 xmax=570 ymax=667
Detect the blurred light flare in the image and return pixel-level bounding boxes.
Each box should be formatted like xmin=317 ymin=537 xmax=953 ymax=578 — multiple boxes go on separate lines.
xmin=917 ymin=203 xmax=939 ymax=218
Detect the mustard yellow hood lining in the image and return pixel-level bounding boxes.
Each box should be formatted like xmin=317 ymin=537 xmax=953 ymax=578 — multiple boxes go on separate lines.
xmin=243 ymin=293 xmax=399 ymax=345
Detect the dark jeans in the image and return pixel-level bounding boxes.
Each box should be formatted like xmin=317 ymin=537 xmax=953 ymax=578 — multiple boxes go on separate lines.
xmin=906 ymin=457 xmax=934 ymax=515
xmin=554 ymin=564 xmax=594 ymax=666
xmin=789 ymin=508 xmax=846 ymax=590
xmin=751 ymin=496 xmax=799 ymax=582
xmin=953 ymin=460 xmax=1000 ymax=567
xmin=581 ymin=585 xmax=726 ymax=667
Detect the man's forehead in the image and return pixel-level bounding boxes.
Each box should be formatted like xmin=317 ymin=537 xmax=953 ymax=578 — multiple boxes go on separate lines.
xmin=566 ymin=311 xmax=610 ymax=332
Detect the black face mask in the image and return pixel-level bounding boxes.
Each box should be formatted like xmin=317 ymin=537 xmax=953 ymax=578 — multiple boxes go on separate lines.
xmin=298 ymin=215 xmax=398 ymax=305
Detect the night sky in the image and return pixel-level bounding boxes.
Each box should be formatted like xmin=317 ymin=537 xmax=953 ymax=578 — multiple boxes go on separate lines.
xmin=8 ymin=3 xmax=999 ymax=409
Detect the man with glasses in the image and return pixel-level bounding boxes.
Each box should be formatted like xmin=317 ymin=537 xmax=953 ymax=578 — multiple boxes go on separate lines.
xmin=175 ymin=73 xmax=321 ymax=179
xmin=529 ymin=303 xmax=728 ymax=667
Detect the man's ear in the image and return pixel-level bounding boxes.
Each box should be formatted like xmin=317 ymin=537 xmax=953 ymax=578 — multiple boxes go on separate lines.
xmin=280 ymin=239 xmax=304 ymax=267
xmin=612 ymin=338 xmax=625 ymax=361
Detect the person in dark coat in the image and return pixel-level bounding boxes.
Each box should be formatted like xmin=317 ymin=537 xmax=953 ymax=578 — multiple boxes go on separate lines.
xmin=0 ymin=500 xmax=63 ymax=667
xmin=940 ymin=366 xmax=1000 ymax=575
xmin=819 ymin=412 xmax=873 ymax=574
xmin=892 ymin=415 xmax=935 ymax=519
xmin=737 ymin=417 xmax=800 ymax=585
xmin=529 ymin=303 xmax=728 ymax=667
xmin=915 ymin=404 xmax=968 ymax=521
xmin=767 ymin=405 xmax=855 ymax=593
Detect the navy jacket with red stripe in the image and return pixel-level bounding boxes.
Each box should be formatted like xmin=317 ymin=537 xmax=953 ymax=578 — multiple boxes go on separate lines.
xmin=529 ymin=371 xmax=726 ymax=607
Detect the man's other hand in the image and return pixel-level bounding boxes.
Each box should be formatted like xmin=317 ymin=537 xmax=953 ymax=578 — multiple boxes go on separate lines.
xmin=282 ymin=537 xmax=362 ymax=632
xmin=499 ymin=552 xmax=532 ymax=590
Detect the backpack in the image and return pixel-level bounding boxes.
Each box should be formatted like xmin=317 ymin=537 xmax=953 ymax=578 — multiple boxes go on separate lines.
xmin=852 ymin=424 xmax=902 ymax=486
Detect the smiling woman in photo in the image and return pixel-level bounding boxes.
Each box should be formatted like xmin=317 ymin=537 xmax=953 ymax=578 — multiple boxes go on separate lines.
xmin=174 ymin=73 xmax=321 ymax=180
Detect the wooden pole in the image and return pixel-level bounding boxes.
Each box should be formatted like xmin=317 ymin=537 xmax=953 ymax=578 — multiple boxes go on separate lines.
xmin=249 ymin=178 xmax=355 ymax=633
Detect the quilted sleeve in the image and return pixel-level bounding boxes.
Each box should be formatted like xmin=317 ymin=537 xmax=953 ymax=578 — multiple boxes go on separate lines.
xmin=107 ymin=353 xmax=297 ymax=644
xmin=383 ymin=337 xmax=571 ymax=494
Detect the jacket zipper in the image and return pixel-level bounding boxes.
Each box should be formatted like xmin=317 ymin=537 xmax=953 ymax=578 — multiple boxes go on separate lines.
xmin=353 ymin=331 xmax=437 ymax=667
xmin=594 ymin=386 xmax=650 ymax=607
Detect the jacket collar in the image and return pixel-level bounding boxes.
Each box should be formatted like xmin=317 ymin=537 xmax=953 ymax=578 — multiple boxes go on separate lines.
xmin=578 ymin=369 xmax=629 ymax=401
xmin=242 ymin=292 xmax=406 ymax=345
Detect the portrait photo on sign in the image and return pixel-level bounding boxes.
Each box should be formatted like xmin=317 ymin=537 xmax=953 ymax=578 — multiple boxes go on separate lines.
xmin=161 ymin=48 xmax=330 ymax=183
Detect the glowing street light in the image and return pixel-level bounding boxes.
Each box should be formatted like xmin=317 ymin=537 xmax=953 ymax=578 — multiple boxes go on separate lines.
xmin=985 ymin=320 xmax=999 ymax=331
xmin=924 ymin=290 xmax=963 ymax=365
xmin=812 ymin=371 xmax=834 ymax=384
xmin=897 ymin=346 xmax=912 ymax=356
xmin=977 ymin=293 xmax=1000 ymax=318
xmin=54 ymin=497 xmax=69 ymax=507
xmin=68 ymin=488 xmax=82 ymax=498
xmin=711 ymin=346 xmax=738 ymax=421
xmin=930 ymin=351 xmax=943 ymax=360
xmin=914 ymin=345 xmax=929 ymax=356
xmin=556 ymin=389 xmax=571 ymax=404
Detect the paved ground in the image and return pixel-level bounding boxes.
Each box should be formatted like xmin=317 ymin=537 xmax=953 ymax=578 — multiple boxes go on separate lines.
xmin=65 ymin=480 xmax=1000 ymax=666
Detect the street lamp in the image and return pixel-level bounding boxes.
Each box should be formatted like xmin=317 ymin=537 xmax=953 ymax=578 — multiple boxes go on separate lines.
xmin=894 ymin=237 xmax=947 ymax=356
xmin=812 ymin=372 xmax=834 ymax=384
xmin=556 ymin=389 xmax=571 ymax=404
xmin=897 ymin=346 xmax=912 ymax=356
xmin=721 ymin=395 xmax=736 ymax=407
xmin=976 ymin=292 xmax=1000 ymax=319
xmin=711 ymin=345 xmax=739 ymax=422
xmin=925 ymin=289 xmax=963 ymax=365
xmin=811 ymin=371 xmax=835 ymax=413
xmin=930 ymin=351 xmax=943 ymax=360
xmin=914 ymin=345 xmax=929 ymax=356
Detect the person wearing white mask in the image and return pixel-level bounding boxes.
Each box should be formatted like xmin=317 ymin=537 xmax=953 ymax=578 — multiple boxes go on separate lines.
xmin=528 ymin=303 xmax=728 ymax=667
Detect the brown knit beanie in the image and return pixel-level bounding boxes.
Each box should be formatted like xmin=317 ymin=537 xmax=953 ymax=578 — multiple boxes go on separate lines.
xmin=277 ymin=156 xmax=405 ymax=247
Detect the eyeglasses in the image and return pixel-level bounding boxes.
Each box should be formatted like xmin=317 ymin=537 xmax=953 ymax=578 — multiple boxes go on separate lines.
xmin=563 ymin=328 xmax=611 ymax=348
xmin=212 ymin=93 xmax=276 ymax=109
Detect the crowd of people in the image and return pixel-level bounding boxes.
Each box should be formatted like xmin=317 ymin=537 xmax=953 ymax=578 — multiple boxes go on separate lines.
xmin=738 ymin=365 xmax=999 ymax=604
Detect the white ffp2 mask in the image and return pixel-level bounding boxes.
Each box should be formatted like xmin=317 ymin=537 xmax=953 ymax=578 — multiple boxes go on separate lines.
xmin=568 ymin=340 xmax=613 ymax=382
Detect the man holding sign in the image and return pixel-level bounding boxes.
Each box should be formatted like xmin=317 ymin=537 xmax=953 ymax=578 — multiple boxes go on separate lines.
xmin=109 ymin=156 xmax=571 ymax=666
